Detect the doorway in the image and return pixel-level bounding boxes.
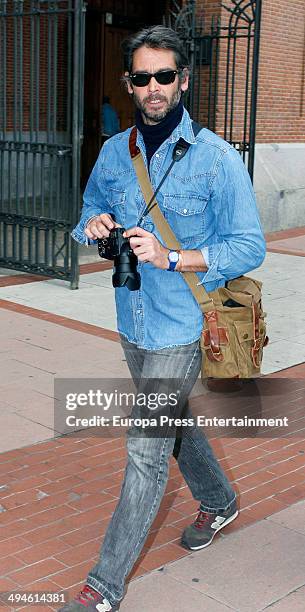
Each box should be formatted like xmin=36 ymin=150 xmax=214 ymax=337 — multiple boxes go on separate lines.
xmin=81 ymin=1 xmax=166 ymax=187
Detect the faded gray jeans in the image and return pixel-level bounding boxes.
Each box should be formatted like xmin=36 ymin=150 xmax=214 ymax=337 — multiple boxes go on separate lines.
xmin=87 ymin=336 xmax=236 ymax=605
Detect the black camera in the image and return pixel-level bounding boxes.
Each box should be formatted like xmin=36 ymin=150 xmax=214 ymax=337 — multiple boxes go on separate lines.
xmin=97 ymin=227 xmax=141 ymax=291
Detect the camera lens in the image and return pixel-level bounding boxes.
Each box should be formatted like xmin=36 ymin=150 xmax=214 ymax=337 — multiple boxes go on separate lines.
xmin=99 ymin=228 xmax=141 ymax=291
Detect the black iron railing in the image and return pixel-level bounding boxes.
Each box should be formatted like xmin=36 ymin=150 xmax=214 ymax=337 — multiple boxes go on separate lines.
xmin=165 ymin=0 xmax=262 ymax=181
xmin=0 ymin=0 xmax=85 ymax=287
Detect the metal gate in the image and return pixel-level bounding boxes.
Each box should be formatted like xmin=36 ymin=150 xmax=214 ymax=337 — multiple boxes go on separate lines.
xmin=167 ymin=0 xmax=262 ymax=180
xmin=0 ymin=0 xmax=85 ymax=288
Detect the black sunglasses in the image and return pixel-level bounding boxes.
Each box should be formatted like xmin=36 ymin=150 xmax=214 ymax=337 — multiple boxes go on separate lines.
xmin=129 ymin=69 xmax=180 ymax=87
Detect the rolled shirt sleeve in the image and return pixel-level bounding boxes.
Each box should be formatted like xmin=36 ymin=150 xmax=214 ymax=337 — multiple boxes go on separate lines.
xmin=200 ymin=246 xmax=210 ymax=267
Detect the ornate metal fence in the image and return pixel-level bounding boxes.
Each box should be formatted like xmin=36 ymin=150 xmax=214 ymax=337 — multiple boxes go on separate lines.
xmin=166 ymin=0 xmax=262 ymax=180
xmin=0 ymin=0 xmax=85 ymax=287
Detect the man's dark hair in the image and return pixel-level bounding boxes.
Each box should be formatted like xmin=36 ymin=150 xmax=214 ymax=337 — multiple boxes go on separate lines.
xmin=122 ymin=25 xmax=190 ymax=74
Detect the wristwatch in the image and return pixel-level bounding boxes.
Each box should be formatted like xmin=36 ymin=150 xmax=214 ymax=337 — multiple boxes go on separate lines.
xmin=167 ymin=250 xmax=180 ymax=271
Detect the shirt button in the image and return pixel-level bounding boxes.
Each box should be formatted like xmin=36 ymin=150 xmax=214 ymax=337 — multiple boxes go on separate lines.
xmin=137 ymin=309 xmax=141 ymax=314
xmin=155 ymin=153 xmax=160 ymax=158
xmin=183 ymin=208 xmax=188 ymax=214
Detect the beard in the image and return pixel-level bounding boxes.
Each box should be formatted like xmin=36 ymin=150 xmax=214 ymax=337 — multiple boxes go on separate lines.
xmin=132 ymin=85 xmax=182 ymax=124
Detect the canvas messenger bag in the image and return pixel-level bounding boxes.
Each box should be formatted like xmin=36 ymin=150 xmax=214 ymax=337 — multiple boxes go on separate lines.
xmin=129 ymin=126 xmax=269 ymax=380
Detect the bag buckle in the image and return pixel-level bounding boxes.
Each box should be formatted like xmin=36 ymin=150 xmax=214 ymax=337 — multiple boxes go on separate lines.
xmin=251 ymin=338 xmax=261 ymax=368
xmin=202 ymin=320 xmax=228 ymax=363
xmin=204 ymin=344 xmax=224 ymax=362
xmin=209 ymin=347 xmax=224 ymax=362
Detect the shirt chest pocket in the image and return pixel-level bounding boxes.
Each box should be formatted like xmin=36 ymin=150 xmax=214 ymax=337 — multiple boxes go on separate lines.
xmin=161 ymin=195 xmax=207 ymax=247
xmin=107 ymin=189 xmax=126 ymax=226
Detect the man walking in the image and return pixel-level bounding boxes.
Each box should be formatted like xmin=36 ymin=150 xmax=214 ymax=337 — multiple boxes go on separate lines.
xmin=61 ymin=25 xmax=266 ymax=612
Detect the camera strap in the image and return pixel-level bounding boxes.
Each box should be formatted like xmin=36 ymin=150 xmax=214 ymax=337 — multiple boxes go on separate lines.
xmin=128 ymin=122 xmax=216 ymax=313
xmin=130 ymin=122 xmax=202 ymax=227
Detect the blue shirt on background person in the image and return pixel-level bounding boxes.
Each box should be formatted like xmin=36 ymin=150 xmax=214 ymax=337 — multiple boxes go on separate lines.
xmin=101 ymin=96 xmax=120 ymax=137
xmin=72 ymin=106 xmax=266 ymax=350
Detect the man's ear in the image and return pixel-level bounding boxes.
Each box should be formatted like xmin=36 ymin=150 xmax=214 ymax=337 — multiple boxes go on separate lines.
xmin=180 ymin=68 xmax=189 ymax=92
xmin=124 ymin=72 xmax=133 ymax=95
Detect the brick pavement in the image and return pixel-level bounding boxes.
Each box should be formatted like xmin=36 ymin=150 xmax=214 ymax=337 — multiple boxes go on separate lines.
xmin=0 ymin=418 xmax=304 ymax=610
xmin=0 ymin=227 xmax=305 ymax=610
xmin=266 ymin=225 xmax=305 ymax=258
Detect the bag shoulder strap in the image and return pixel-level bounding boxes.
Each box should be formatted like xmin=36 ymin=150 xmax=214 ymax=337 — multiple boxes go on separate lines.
xmin=192 ymin=121 xmax=202 ymax=137
xmin=128 ymin=125 xmax=214 ymax=313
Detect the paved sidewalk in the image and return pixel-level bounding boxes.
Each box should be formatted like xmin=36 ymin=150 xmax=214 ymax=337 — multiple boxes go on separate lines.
xmin=0 ymin=227 xmax=304 ymax=611
xmin=120 ymin=499 xmax=305 ymax=611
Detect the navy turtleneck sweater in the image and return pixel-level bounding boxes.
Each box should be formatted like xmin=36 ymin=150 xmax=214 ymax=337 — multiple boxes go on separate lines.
xmin=135 ymin=98 xmax=184 ymax=166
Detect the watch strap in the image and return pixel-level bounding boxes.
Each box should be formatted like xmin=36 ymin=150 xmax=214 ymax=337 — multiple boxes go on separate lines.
xmin=168 ymin=250 xmax=179 ymax=271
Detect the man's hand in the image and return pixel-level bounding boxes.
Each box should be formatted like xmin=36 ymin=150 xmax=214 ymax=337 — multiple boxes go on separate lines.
xmin=124 ymin=227 xmax=169 ymax=270
xmin=85 ymin=214 xmax=120 ymax=240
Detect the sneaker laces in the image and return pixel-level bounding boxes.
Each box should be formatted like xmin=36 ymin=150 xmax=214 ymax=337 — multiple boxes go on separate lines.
xmin=194 ymin=509 xmax=213 ymax=529
xmin=76 ymin=584 xmax=100 ymax=605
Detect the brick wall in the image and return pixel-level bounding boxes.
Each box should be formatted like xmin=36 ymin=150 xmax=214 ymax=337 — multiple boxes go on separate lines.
xmin=3 ymin=2 xmax=70 ymax=133
xmin=256 ymin=0 xmax=305 ymax=142
xmin=195 ymin=0 xmax=305 ymax=144
xmin=196 ymin=0 xmax=221 ymax=26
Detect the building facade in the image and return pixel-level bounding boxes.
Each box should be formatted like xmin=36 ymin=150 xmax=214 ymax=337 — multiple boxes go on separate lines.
xmin=1 ymin=0 xmax=304 ymax=284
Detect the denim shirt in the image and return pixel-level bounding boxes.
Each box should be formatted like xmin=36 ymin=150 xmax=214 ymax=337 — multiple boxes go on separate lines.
xmin=72 ymin=108 xmax=266 ymax=350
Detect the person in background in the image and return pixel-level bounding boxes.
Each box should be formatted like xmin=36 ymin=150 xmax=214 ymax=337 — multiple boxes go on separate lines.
xmin=101 ymin=96 xmax=120 ymax=143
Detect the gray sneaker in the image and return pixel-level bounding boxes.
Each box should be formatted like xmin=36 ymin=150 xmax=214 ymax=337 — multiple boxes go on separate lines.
xmin=58 ymin=584 xmax=120 ymax=611
xmin=181 ymin=500 xmax=239 ymax=550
